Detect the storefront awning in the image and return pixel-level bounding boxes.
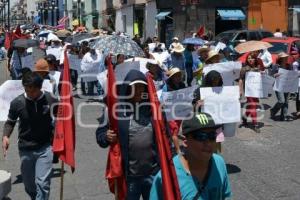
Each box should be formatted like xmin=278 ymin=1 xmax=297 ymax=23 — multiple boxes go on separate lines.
xmin=217 ymin=9 xmax=246 ymax=20
xmin=156 ymin=11 xmax=171 ymax=20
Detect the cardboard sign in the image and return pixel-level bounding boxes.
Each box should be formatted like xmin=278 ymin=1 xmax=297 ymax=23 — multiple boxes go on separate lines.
xmin=161 ymin=86 xmax=198 ymax=121
xmin=273 ymin=68 xmax=299 ymax=93
xmin=0 ymin=80 xmax=53 ymax=121
xmin=245 ymin=72 xmax=275 ymax=98
xmin=203 ymin=61 xmax=242 ymax=86
xmin=200 ymin=86 xmax=241 ymax=124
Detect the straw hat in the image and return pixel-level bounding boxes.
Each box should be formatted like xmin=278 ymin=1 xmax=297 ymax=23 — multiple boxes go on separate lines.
xmin=277 ymin=52 xmax=289 ymax=58
xmin=198 ymin=45 xmax=210 ymax=53
xmin=34 ymin=59 xmax=49 ymax=72
xmin=167 ymin=67 xmax=182 ymax=78
xmin=172 ymin=43 xmax=185 ymax=53
xmin=205 ymin=50 xmax=220 ymax=63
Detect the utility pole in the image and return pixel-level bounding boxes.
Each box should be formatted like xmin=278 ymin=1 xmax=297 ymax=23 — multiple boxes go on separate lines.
xmin=77 ymin=0 xmax=80 ymax=26
xmin=7 ymin=0 xmax=10 ymax=30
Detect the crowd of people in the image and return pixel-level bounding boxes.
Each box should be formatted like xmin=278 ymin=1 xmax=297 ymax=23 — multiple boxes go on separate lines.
xmin=1 ymin=24 xmax=300 ymax=200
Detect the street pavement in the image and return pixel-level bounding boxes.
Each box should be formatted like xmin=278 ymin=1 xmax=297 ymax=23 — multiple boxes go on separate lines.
xmin=0 ymin=59 xmax=300 ymax=200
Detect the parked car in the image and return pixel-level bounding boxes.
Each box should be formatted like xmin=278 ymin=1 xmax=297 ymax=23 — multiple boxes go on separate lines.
xmin=215 ymin=29 xmax=273 ymax=47
xmin=239 ymin=37 xmax=300 ymax=64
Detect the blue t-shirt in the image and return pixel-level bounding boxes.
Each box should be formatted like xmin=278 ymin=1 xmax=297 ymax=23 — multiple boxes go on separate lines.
xmin=150 ymin=154 xmax=232 ymax=200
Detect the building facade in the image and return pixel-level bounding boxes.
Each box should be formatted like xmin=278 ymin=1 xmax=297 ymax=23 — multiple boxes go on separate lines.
xmin=114 ymin=0 xmax=157 ymax=39
xmin=36 ymin=0 xmax=63 ymax=26
xmin=248 ymin=0 xmax=288 ymax=33
xmin=156 ymin=0 xmax=248 ymax=46
xmin=288 ymin=0 xmax=300 ymax=36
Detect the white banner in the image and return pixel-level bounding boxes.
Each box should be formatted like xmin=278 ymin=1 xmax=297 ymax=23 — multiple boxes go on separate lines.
xmin=200 ymin=86 xmax=241 ymax=124
xmin=0 ymin=80 xmax=53 ymax=121
xmin=245 ymin=72 xmax=275 ymax=98
xmin=161 ymin=86 xmax=198 ymax=121
xmin=203 ymin=61 xmax=242 ymax=86
xmin=68 ymin=54 xmax=81 ymax=72
xmin=273 ymin=68 xmax=299 ymax=93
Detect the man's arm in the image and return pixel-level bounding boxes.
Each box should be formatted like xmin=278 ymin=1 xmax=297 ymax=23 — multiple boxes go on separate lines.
xmin=2 ymin=120 xmax=16 ymax=157
xmin=2 ymin=99 xmax=20 ymax=157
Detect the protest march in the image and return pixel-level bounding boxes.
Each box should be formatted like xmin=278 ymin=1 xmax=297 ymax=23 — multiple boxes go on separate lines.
xmin=1 ymin=1 xmax=300 ymax=200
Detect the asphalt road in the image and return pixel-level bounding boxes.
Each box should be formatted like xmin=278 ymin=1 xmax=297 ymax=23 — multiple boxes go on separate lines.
xmin=0 ymin=59 xmax=300 ymax=200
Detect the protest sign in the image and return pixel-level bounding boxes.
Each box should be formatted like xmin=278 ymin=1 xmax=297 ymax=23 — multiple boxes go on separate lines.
xmin=161 ymin=86 xmax=198 ymax=121
xmin=203 ymin=61 xmax=242 ymax=86
xmin=114 ymin=61 xmax=140 ymax=82
xmin=125 ymin=57 xmax=154 ymax=74
xmin=200 ymin=86 xmax=241 ymax=124
xmin=245 ymin=72 xmax=275 ymax=98
xmin=214 ymin=42 xmax=226 ymax=53
xmin=21 ymin=54 xmax=35 ymax=70
xmin=46 ymin=48 xmax=62 ymax=60
xmin=97 ymin=70 xmax=108 ymax=96
xmin=273 ymin=68 xmax=299 ymax=93
xmin=68 ymin=54 xmax=81 ymax=72
xmin=0 ymin=80 xmax=53 ymax=121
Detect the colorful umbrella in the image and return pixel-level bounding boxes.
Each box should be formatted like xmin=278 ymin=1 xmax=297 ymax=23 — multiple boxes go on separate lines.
xmin=12 ymin=39 xmax=39 ymax=48
xmin=92 ymin=35 xmax=145 ymax=57
xmin=56 ymin=29 xmax=72 ymax=38
xmin=234 ymin=40 xmax=273 ymax=54
xmin=65 ymin=33 xmax=93 ymax=44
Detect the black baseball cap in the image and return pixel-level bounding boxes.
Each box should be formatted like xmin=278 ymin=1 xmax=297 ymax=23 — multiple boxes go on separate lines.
xmin=182 ymin=113 xmax=220 ymax=135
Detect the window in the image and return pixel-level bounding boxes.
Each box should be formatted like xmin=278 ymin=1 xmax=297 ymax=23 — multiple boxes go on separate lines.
xmin=268 ymin=42 xmax=288 ymax=54
xmin=261 ymin=31 xmax=273 ymax=38
xmin=122 ymin=15 xmax=126 ymax=33
xmin=248 ymin=32 xmax=258 ymax=40
xmin=235 ymin=32 xmax=247 ymax=41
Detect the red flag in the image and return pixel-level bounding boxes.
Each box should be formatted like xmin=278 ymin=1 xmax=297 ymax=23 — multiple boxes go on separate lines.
xmin=53 ymin=50 xmax=76 ymax=171
xmin=105 ymin=56 xmax=127 ymax=199
xmin=197 ymin=25 xmax=205 ymax=38
xmin=146 ymin=74 xmax=181 ymax=200
xmin=4 ymin=32 xmax=11 ymax=50
xmin=12 ymin=25 xmax=30 ymax=40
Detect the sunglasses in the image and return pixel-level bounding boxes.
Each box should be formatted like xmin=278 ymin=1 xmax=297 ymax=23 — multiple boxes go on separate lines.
xmin=192 ymin=132 xmax=217 ymax=142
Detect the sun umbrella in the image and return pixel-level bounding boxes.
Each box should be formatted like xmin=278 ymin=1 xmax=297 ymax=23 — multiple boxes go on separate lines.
xmin=56 ymin=29 xmax=72 ymax=37
xmin=92 ymin=35 xmax=145 ymax=57
xmin=182 ymin=37 xmax=204 ymax=46
xmin=234 ymin=40 xmax=273 ymax=54
xmin=12 ymin=39 xmax=39 ymax=48
xmin=65 ymin=33 xmax=93 ymax=44
xmin=38 ymin=30 xmax=52 ymax=37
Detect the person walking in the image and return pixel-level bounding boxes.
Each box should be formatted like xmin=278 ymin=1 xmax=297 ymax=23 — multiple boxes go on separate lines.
xmin=96 ymin=70 xmax=163 ymax=200
xmin=270 ymin=52 xmax=293 ymax=121
xmin=239 ymin=52 xmax=265 ymax=133
xmin=150 ymin=113 xmax=231 ymax=200
xmin=2 ymin=71 xmax=58 ymax=200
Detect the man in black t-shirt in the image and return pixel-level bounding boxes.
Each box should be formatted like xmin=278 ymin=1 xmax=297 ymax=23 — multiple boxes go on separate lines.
xmin=2 ymin=71 xmax=58 ymax=200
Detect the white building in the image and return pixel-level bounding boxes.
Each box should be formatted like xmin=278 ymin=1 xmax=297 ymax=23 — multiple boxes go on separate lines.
xmin=114 ymin=0 xmax=157 ymax=39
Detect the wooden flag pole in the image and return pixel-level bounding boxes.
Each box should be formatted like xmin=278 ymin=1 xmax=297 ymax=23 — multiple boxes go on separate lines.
xmin=114 ymin=179 xmax=118 ymax=200
xmin=60 ymin=161 xmax=64 ymax=200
